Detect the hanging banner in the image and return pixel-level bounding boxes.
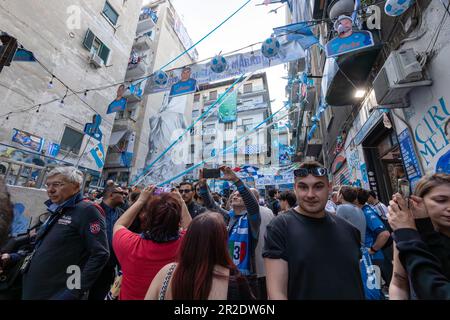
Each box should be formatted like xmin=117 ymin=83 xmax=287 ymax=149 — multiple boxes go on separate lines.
xmin=107 ymin=85 xmax=128 ymax=114
xmin=325 ymin=30 xmax=375 ymax=58
xmin=144 ymin=39 xmax=307 ymax=95
xmin=169 ymin=66 xmax=198 ymax=97
xmin=273 ymin=21 xmax=318 ymax=49
xmin=11 ymin=128 xmax=44 ymax=153
xmin=46 ymin=142 xmax=60 ymax=158
xmin=84 ymin=114 xmax=103 ymax=142
xmin=218 ymin=91 xmax=237 ymax=123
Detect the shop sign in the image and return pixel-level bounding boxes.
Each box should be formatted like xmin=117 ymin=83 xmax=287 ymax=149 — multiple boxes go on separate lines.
xmin=398 ymin=129 xmax=423 ymax=190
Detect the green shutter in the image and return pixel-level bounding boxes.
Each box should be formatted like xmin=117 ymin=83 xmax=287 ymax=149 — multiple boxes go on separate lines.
xmin=83 ymin=29 xmax=95 ymax=50
xmin=98 ymin=44 xmax=110 ymax=64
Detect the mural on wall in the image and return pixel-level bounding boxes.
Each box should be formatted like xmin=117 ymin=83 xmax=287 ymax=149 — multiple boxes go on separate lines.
xmin=8 ymin=185 xmax=49 ymax=233
xmin=412 ymin=97 xmax=450 ymax=174
xmin=143 ymin=93 xmax=190 ymax=184
xmin=346 ymin=145 xmax=363 ymax=187
xmin=436 ymin=117 xmax=450 ymax=174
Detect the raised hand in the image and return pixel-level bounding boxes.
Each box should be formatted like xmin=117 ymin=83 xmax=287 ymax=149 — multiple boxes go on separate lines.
xmin=218 ymin=166 xmax=239 ymax=183
xmin=410 ymin=195 xmax=428 ymax=219
xmin=138 ymin=185 xmax=156 ymax=203
xmin=388 ymin=194 xmax=416 ymax=231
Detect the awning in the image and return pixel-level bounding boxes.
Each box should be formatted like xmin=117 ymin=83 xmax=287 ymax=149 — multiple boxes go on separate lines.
xmin=108 ymin=130 xmax=127 ymax=146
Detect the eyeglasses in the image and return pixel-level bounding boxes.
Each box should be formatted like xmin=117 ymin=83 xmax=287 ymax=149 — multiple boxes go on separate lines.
xmin=45 ymin=182 xmax=66 ymax=189
xmin=179 ymin=189 xmax=193 ymax=194
xmin=294 ymin=167 xmax=328 ymax=177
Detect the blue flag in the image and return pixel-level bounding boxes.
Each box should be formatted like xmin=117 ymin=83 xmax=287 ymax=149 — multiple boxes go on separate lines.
xmin=273 ymin=22 xmax=319 ymax=50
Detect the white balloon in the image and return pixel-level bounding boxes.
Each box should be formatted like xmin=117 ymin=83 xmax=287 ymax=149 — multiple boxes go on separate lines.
xmin=384 ymin=0 xmax=414 ymax=17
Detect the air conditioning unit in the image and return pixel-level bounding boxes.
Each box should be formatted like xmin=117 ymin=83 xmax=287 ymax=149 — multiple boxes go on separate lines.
xmin=373 ymin=48 xmax=432 ymax=106
xmin=89 ymin=52 xmax=104 ymax=68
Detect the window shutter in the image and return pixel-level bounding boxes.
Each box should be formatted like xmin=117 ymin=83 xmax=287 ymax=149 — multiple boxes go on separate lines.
xmin=83 ymin=29 xmax=95 ymax=50
xmin=98 ymin=44 xmax=110 ymax=64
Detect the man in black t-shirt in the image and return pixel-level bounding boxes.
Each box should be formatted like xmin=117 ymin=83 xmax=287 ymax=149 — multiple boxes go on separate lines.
xmin=263 ymin=161 xmax=365 ymax=300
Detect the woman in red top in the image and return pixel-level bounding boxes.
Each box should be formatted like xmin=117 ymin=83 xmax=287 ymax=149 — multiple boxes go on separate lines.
xmin=145 ymin=212 xmax=254 ymax=300
xmin=112 ymin=185 xmax=191 ymax=300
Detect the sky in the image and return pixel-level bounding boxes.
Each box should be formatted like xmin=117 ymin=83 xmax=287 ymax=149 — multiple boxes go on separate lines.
xmin=144 ymin=0 xmax=289 ymax=112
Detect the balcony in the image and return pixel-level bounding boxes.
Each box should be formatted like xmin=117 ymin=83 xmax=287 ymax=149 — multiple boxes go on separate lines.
xmin=125 ymin=61 xmax=147 ymax=81
xmin=114 ymin=117 xmax=136 ymax=131
xmin=133 ymin=33 xmax=154 ymax=52
xmin=104 ymin=152 xmax=123 ymax=168
xmin=136 ymin=9 xmax=158 ymax=36
xmin=305 ymin=137 xmax=323 ymax=158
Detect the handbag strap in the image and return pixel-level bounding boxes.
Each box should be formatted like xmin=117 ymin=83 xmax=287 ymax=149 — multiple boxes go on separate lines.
xmin=158 ymin=263 xmax=177 ymax=300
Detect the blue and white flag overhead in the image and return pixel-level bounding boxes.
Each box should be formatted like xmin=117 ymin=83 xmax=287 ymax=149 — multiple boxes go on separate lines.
xmin=273 ymin=22 xmax=319 ymax=50
xmin=90 ymin=143 xmax=105 ymax=169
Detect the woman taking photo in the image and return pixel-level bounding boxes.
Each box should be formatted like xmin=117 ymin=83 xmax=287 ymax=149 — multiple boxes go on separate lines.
xmin=145 ymin=212 xmax=254 ymax=300
xmin=389 ymin=173 xmax=450 ymax=299
xmin=113 ymin=186 xmax=192 ymax=300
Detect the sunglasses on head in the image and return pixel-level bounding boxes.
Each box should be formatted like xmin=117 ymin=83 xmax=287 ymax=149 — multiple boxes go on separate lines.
xmin=294 ymin=167 xmax=328 ymax=177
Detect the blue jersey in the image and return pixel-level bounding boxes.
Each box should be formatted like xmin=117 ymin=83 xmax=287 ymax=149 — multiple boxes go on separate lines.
xmin=362 ymin=205 xmax=386 ymax=260
xmin=228 ymin=211 xmax=252 ymax=275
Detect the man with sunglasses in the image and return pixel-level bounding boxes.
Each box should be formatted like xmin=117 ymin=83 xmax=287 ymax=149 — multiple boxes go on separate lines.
xmin=263 ymin=161 xmax=364 ymax=299
xmin=179 ymin=182 xmax=206 ymax=219
xmin=89 ymin=185 xmax=127 ymax=300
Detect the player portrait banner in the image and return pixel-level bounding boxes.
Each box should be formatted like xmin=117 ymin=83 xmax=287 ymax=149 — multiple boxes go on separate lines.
xmin=144 ymin=39 xmax=307 ymax=96
xmin=11 ymin=128 xmax=45 ymax=153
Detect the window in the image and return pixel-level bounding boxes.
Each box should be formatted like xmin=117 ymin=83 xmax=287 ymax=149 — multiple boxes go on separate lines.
xmin=194 ymin=94 xmax=200 ymax=102
xmin=60 ymin=127 xmax=84 ymax=154
xmin=225 ymin=122 xmax=233 ymax=131
xmin=190 ymin=144 xmax=195 ymax=154
xmin=102 ymin=1 xmax=119 ymax=26
xmin=209 ymin=90 xmax=217 ymax=101
xmin=83 ymin=29 xmax=111 ymax=64
xmin=192 ymin=109 xmax=200 ymax=119
xmin=243 ymin=83 xmax=253 ymax=94
xmin=242 ymin=119 xmax=253 ymax=132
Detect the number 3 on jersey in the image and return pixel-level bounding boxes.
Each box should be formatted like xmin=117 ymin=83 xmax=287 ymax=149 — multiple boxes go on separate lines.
xmin=229 ymin=241 xmax=246 ymax=266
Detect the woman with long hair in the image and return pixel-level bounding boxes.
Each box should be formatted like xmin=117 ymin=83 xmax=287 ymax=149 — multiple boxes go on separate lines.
xmin=389 ymin=173 xmax=450 ymax=299
xmin=145 ymin=212 xmax=254 ymax=300
xmin=113 ymin=186 xmax=192 ymax=300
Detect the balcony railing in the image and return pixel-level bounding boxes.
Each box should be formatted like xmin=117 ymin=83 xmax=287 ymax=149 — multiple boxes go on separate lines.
xmin=133 ymin=33 xmax=154 ymax=52
xmin=126 ymin=61 xmax=147 ymax=80
xmin=137 ymin=8 xmax=158 ymax=36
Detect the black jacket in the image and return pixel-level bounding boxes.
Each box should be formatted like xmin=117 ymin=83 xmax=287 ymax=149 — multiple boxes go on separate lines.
xmin=22 ymin=193 xmax=109 ymax=300
xmin=186 ymin=200 xmax=206 ymax=219
xmin=393 ymin=227 xmax=450 ymax=299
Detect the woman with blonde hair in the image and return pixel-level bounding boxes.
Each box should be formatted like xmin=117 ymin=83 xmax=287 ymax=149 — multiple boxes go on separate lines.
xmin=388 ymin=173 xmax=450 ymax=299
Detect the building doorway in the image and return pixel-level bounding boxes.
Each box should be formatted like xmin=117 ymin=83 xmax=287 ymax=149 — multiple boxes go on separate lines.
xmin=362 ymin=118 xmax=407 ymax=204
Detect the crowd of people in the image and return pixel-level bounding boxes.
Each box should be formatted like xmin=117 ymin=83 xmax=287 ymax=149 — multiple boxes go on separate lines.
xmin=0 ymin=161 xmax=449 ymax=300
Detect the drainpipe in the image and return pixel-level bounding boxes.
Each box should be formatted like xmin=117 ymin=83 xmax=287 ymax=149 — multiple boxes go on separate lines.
xmin=390 ymin=109 xmax=425 ymax=175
